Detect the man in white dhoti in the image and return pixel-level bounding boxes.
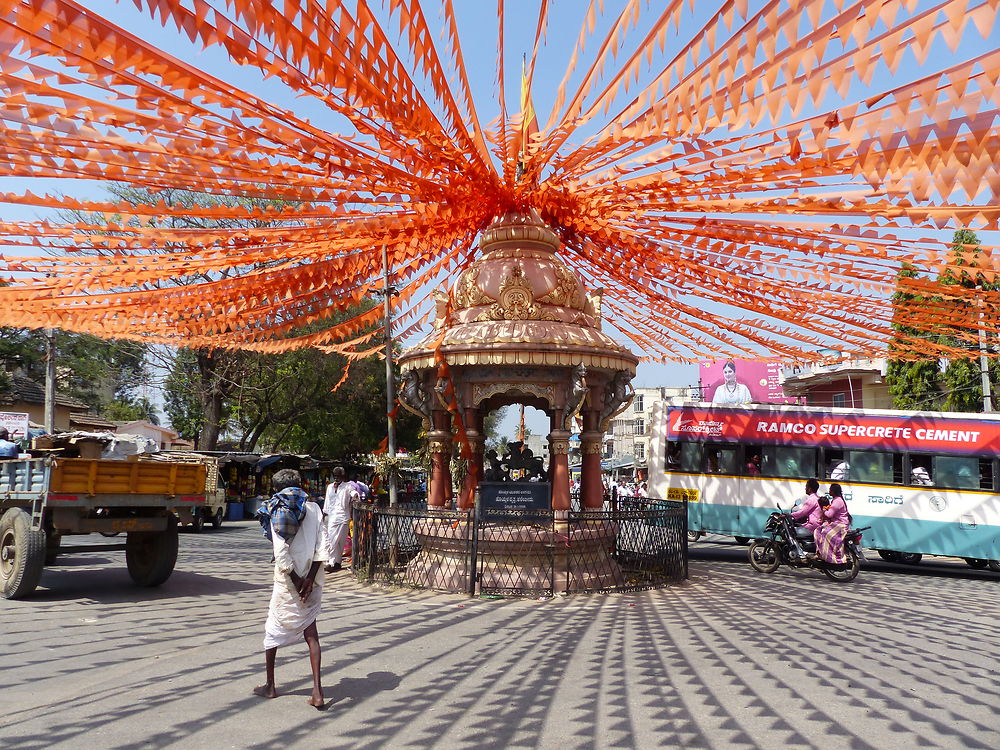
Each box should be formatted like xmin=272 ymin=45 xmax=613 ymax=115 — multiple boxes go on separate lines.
xmin=254 ymin=469 xmax=328 ymax=708
xmin=323 ymin=466 xmax=359 ymax=573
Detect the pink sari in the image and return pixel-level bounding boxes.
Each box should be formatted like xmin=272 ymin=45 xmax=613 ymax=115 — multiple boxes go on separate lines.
xmin=815 ymin=523 xmax=848 ymax=564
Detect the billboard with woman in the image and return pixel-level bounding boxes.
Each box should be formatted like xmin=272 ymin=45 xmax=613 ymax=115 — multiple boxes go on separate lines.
xmin=698 ymin=360 xmax=796 ymax=405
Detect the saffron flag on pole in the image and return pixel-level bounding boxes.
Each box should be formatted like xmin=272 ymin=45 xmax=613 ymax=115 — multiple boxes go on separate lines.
xmin=517 ymin=54 xmax=539 ymax=181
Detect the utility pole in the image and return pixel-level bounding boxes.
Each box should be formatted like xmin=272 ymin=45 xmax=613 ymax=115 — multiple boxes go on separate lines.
xmin=979 ymin=294 xmax=993 ymax=412
xmin=44 ymin=328 xmax=56 ymax=434
xmin=382 ymin=243 xmax=399 ymax=507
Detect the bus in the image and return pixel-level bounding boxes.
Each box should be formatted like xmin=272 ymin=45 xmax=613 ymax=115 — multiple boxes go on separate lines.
xmin=648 ymin=401 xmax=1000 ymax=570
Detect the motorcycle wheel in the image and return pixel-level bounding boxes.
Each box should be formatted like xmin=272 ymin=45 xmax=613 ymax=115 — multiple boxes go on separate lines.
xmin=822 ymin=548 xmax=860 ymax=582
xmin=748 ymin=540 xmax=780 ymax=573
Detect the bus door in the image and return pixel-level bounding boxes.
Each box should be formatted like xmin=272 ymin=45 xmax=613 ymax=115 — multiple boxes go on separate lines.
xmin=698 ymin=443 xmax=741 ymax=534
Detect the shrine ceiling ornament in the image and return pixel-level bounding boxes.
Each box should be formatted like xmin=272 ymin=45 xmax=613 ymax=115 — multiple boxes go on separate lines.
xmin=0 ymin=0 xmax=998 ymax=361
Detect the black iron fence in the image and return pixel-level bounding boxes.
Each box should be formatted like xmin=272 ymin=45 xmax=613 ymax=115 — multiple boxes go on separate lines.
xmin=351 ymin=497 xmax=687 ymax=596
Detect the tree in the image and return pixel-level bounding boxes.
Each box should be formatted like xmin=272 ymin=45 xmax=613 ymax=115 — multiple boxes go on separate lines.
xmin=103 ymin=397 xmax=160 ymax=425
xmin=65 ymin=185 xmax=420 ymax=454
xmin=259 ymin=352 xmax=422 ymax=457
xmin=937 ymin=229 xmax=1000 ymax=412
xmin=885 ymin=265 xmax=943 ymax=410
xmin=483 ymin=407 xmax=508 ymax=451
xmin=0 ymin=326 xmax=149 ymax=414
xmin=67 ymin=185 xmax=297 ymax=448
xmin=161 ymin=306 xmax=424 ymax=456
xmin=164 ymin=349 xmax=208 ymax=445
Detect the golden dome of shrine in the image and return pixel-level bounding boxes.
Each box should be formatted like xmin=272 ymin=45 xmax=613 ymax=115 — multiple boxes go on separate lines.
xmin=400 ymin=210 xmax=638 ymax=372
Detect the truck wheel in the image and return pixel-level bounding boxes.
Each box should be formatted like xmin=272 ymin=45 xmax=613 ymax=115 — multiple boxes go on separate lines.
xmin=126 ymin=517 xmax=178 ymax=587
xmin=211 ymin=508 xmax=224 ymax=530
xmin=0 ymin=508 xmax=46 ymax=599
xmin=191 ymin=509 xmax=205 ymax=534
xmin=45 ymin=533 xmax=62 ymax=566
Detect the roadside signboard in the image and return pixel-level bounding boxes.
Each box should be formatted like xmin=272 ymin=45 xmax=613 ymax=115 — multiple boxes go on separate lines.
xmin=0 ymin=412 xmax=30 ymax=441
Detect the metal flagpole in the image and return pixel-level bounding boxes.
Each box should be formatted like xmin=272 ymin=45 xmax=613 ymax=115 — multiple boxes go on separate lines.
xmin=382 ymin=244 xmax=399 ymax=506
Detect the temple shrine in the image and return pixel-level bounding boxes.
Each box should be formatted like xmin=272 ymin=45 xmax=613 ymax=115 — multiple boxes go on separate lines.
xmin=396 ymin=211 xmax=641 ymax=591
xmin=398 ymin=209 xmax=639 ymax=512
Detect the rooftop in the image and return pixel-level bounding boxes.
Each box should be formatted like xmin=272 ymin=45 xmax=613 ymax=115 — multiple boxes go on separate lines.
xmin=0 ymin=374 xmax=90 ymax=411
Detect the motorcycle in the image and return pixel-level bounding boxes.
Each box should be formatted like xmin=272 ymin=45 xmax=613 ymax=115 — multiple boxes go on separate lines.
xmin=748 ymin=507 xmax=868 ymax=582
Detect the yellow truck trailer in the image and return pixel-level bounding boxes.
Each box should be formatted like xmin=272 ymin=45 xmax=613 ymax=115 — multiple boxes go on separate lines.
xmin=141 ymin=452 xmax=228 ymax=532
xmin=0 ymin=456 xmax=206 ymax=599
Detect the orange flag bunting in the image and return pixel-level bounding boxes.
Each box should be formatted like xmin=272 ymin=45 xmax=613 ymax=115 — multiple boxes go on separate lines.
xmin=0 ymin=1 xmax=997 ymax=363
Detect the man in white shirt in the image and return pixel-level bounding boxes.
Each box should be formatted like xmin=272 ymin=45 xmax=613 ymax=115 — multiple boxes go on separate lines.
xmin=830 ymin=461 xmax=850 ymax=481
xmin=324 ymin=466 xmax=359 ymax=573
xmin=911 ymin=466 xmax=933 ymax=486
xmin=254 ymin=469 xmax=328 ymax=708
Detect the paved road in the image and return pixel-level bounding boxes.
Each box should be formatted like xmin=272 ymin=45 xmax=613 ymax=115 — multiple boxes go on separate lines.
xmin=0 ymin=523 xmax=996 ymax=750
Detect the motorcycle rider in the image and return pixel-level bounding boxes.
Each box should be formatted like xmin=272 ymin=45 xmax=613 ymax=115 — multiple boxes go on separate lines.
xmin=789 ymin=478 xmax=824 ymax=560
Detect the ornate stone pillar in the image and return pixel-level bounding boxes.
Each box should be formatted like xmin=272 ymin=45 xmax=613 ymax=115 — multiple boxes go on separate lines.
xmin=458 ymin=408 xmax=484 ymax=510
xmin=548 ymin=429 xmax=572 ymax=511
xmin=580 ymin=423 xmax=604 ymax=509
xmin=427 ymin=410 xmax=452 ymax=508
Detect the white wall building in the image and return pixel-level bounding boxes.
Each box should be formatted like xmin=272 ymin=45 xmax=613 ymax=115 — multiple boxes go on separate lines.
xmin=602 ymin=386 xmax=693 ymax=474
xmin=113 ymin=420 xmax=182 ymax=450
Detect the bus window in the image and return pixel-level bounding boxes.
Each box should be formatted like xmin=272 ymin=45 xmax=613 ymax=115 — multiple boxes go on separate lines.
xmin=679 ymin=442 xmax=703 ymax=473
xmin=666 ymin=441 xmax=682 ymax=469
xmin=909 ymin=456 xmax=934 ymax=486
xmin=704 ymin=446 xmax=738 ymax=475
xmin=826 ymin=450 xmax=849 ymax=480
xmin=979 ymin=459 xmax=994 ymax=491
xmin=762 ymin=447 xmax=816 ymax=479
xmin=844 ymin=451 xmax=897 ymax=484
xmin=933 ymin=455 xmax=980 ymax=490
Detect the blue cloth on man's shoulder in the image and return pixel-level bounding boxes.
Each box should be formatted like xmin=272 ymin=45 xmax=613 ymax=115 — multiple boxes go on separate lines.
xmin=256 ymin=487 xmax=309 ymax=542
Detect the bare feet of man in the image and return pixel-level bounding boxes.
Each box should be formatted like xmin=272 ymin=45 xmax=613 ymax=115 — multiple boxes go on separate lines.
xmin=307 ymin=689 xmax=325 ymax=709
xmin=253 ymin=684 xmax=278 ymax=699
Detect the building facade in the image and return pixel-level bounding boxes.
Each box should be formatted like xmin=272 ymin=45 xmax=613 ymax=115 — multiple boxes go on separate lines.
xmin=779 ymin=358 xmax=890 ymax=409
xmin=113 ymin=420 xmax=183 ymax=450
xmin=602 ymin=386 xmax=693 ymax=477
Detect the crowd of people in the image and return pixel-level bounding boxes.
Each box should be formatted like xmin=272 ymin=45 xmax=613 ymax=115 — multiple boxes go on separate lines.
xmin=569 ymin=478 xmax=649 ymax=499
xmin=608 ymin=480 xmax=648 ymax=498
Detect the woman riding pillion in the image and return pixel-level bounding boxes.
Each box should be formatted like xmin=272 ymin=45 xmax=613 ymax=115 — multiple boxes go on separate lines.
xmin=815 ymin=483 xmax=851 ymax=564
